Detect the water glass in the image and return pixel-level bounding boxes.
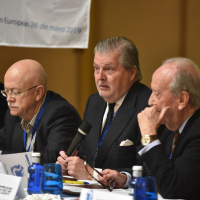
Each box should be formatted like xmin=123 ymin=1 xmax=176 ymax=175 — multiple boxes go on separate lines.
xmin=40 ymin=163 xmax=63 ymax=195
xmin=134 ymin=177 xmax=157 ymax=200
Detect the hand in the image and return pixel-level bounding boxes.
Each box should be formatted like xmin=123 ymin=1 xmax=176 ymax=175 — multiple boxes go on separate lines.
xmin=137 ymin=105 xmax=169 ymax=136
xmin=56 ymin=151 xmax=69 ymax=175
xmin=57 ymin=151 xmax=93 ymax=180
xmin=98 ymin=169 xmax=127 ymax=188
xmin=65 ymin=156 xmax=94 ymax=180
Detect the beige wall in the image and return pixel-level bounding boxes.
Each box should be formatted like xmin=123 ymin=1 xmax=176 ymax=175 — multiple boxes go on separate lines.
xmin=0 ymin=0 xmax=200 ymax=118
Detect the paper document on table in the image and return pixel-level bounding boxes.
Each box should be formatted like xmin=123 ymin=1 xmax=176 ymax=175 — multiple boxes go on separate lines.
xmin=0 ymin=152 xmax=32 ymax=188
xmin=80 ymin=188 xmax=132 ymax=200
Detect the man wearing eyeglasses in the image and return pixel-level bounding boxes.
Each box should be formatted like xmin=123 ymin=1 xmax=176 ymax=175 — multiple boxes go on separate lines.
xmin=0 ymin=59 xmax=82 ymax=164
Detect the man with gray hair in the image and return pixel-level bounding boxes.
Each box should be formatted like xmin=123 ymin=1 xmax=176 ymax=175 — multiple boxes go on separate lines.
xmin=57 ymin=37 xmax=151 ymax=183
xmin=98 ymin=57 xmax=200 ymax=199
xmin=0 ymin=59 xmax=82 ymax=164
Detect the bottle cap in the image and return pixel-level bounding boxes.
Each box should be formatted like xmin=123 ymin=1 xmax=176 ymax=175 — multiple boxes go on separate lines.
xmin=132 ymin=165 xmax=142 ymax=170
xmin=32 ymin=152 xmax=41 ymax=157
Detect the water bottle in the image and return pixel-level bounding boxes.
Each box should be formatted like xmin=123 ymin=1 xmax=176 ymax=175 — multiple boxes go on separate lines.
xmin=134 ymin=177 xmax=157 ymax=200
xmin=128 ymin=165 xmax=143 ymax=197
xmin=27 ymin=152 xmax=43 ymax=194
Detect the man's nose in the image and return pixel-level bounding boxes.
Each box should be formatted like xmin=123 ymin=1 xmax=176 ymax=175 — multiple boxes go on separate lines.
xmin=6 ymin=93 xmax=15 ymax=102
xmin=148 ymin=93 xmax=154 ymax=106
xmin=98 ymin=69 xmax=106 ymax=80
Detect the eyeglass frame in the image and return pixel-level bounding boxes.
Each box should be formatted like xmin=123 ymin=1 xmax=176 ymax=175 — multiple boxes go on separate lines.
xmin=1 ymin=85 xmax=39 ymax=98
xmin=83 ymin=160 xmax=115 ymax=192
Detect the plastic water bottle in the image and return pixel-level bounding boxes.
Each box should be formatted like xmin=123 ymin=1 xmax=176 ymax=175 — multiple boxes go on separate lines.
xmin=128 ymin=165 xmax=143 ymax=197
xmin=27 ymin=152 xmax=43 ymax=194
xmin=134 ymin=177 xmax=157 ymax=200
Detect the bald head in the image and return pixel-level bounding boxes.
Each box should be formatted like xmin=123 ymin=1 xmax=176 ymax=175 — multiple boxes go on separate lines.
xmin=153 ymin=62 xmax=177 ymax=88
xmin=156 ymin=57 xmax=200 ymax=108
xmin=4 ymin=59 xmax=48 ymax=121
xmin=5 ymin=59 xmax=47 ymax=92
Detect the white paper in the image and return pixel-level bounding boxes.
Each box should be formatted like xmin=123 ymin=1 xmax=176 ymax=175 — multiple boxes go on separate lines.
xmin=0 ymin=173 xmax=26 ymax=200
xmin=80 ymin=188 xmax=132 ymax=200
xmin=0 ymin=152 xmax=32 ymax=188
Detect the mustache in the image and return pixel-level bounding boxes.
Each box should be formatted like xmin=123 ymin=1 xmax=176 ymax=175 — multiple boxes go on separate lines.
xmin=98 ymin=81 xmax=108 ymax=86
xmin=8 ymin=102 xmax=18 ymax=108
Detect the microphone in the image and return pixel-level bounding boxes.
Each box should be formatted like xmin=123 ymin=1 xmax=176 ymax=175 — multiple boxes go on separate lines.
xmin=66 ymin=121 xmax=92 ymax=156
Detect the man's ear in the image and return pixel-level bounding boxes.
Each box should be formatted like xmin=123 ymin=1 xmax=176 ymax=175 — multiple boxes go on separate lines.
xmin=129 ymin=67 xmax=137 ymax=81
xmin=35 ymin=85 xmax=45 ymax=101
xmin=178 ymin=91 xmax=189 ymax=110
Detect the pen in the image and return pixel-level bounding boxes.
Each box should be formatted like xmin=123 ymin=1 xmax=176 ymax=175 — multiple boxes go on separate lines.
xmin=63 ymin=180 xmax=89 ymax=185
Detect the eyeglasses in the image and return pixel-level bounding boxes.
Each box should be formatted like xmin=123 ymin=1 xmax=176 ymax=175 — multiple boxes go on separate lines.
xmin=1 ymin=85 xmax=39 ymax=98
xmin=84 ymin=161 xmax=115 ymax=192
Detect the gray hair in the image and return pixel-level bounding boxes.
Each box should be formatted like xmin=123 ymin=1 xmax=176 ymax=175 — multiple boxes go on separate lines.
xmin=163 ymin=57 xmax=200 ymax=107
xmin=94 ymin=37 xmax=142 ymax=81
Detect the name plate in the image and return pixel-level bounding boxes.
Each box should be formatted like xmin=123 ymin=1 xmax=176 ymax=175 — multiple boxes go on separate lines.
xmin=0 ymin=174 xmax=26 ymax=200
xmin=80 ymin=188 xmax=132 ymax=200
xmin=0 ymin=152 xmax=31 ymax=188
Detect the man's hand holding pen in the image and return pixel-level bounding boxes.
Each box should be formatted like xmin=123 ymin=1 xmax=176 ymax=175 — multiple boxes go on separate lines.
xmin=98 ymin=169 xmax=126 ymax=189
xmin=56 ymin=151 xmax=93 ymax=180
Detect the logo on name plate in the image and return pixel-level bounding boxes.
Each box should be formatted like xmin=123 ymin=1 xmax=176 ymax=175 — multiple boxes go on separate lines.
xmin=11 ymin=164 xmax=24 ymax=177
xmin=86 ymin=190 xmax=93 ymax=200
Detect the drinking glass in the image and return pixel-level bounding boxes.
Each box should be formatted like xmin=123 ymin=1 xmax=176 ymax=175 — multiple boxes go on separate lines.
xmin=40 ymin=163 xmax=63 ymax=195
xmin=134 ymin=177 xmax=157 ymax=200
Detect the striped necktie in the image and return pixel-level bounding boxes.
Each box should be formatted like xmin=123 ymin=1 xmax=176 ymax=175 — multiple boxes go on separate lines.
xmin=170 ymin=131 xmax=180 ymax=159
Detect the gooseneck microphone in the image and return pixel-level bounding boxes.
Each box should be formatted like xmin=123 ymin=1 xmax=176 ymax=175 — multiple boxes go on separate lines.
xmin=66 ymin=121 xmax=92 ymax=156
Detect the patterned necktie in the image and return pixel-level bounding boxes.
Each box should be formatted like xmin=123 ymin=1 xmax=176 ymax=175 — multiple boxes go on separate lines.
xmin=170 ymin=131 xmax=180 ymax=159
xmin=102 ymin=103 xmax=115 ymax=134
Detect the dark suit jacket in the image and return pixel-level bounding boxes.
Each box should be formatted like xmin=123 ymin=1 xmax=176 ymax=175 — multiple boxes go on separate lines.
xmin=78 ymin=81 xmax=151 ymax=171
xmin=0 ymin=82 xmax=8 ymax=129
xmin=0 ymin=91 xmax=82 ymax=164
xmin=138 ymin=108 xmax=200 ymax=200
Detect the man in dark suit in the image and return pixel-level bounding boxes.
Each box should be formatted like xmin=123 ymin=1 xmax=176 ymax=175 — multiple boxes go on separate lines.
xmin=57 ymin=37 xmax=151 ymax=182
xmin=0 ymin=82 xmax=8 ymax=129
xmin=0 ymin=59 xmax=82 ymax=164
xmin=99 ymin=57 xmax=200 ymax=199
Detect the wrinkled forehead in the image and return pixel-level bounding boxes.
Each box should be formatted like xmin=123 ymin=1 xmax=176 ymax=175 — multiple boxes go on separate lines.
xmin=4 ymin=69 xmax=32 ymax=90
xmin=151 ymin=64 xmax=175 ymax=89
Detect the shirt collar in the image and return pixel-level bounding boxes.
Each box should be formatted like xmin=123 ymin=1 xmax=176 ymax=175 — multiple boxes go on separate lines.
xmin=179 ymin=113 xmax=193 ymax=134
xmin=21 ymin=92 xmax=47 ymax=133
xmin=106 ymin=93 xmax=127 ymax=114
xmin=115 ymin=93 xmax=127 ymax=106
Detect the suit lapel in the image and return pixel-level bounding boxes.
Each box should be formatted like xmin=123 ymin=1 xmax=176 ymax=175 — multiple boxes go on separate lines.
xmin=171 ymin=108 xmax=200 ymax=159
xmin=12 ymin=123 xmax=24 ymax=152
xmin=95 ymin=82 xmax=140 ymax=167
xmin=89 ymin=101 xmax=106 ymax=160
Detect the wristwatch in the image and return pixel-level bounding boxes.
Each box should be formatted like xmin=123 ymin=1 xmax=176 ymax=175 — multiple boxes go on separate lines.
xmin=141 ymin=134 xmax=158 ymax=146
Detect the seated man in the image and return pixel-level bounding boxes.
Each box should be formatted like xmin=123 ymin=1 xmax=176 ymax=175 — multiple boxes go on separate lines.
xmin=0 ymin=82 xmax=8 ymax=129
xmin=57 ymin=37 xmax=151 ymax=180
xmin=98 ymin=57 xmax=200 ymax=200
xmin=0 ymin=59 xmax=82 ymax=164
